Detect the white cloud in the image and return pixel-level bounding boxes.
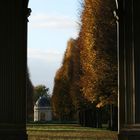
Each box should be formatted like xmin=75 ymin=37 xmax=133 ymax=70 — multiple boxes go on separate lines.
xmin=27 ymin=48 xmax=63 ymax=93
xmin=28 ymin=47 xmax=63 ymax=63
xmin=28 ymin=13 xmax=77 ymax=29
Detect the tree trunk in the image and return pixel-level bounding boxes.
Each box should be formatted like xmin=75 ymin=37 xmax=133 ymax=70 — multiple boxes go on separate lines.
xmin=96 ymin=109 xmax=102 ymax=128
xmin=108 ymin=104 xmax=118 ymax=131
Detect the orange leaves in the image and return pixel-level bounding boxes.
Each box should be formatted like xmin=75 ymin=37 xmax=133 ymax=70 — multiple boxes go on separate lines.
xmin=78 ymin=0 xmax=99 ymax=103
xmin=52 ymin=38 xmax=82 ymax=120
xmin=52 ymin=0 xmax=117 ymax=121
xmin=77 ymin=0 xmax=117 ymax=107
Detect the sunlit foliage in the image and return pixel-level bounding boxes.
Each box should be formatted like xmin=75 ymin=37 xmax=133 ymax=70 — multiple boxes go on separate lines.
xmin=78 ymin=0 xmax=117 ymax=107
xmin=52 ymin=0 xmax=117 ymax=128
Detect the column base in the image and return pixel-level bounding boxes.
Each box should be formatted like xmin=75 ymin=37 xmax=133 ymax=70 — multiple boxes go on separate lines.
xmin=118 ymin=129 xmax=140 ymax=140
xmin=0 ymin=131 xmax=28 ymax=140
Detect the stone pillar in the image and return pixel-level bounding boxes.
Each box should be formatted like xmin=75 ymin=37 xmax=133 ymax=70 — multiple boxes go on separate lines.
xmin=0 ymin=0 xmax=29 ymax=139
xmin=118 ymin=0 xmax=140 ymax=139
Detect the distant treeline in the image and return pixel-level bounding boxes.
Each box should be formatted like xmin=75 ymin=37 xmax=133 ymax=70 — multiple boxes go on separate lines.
xmin=26 ymin=69 xmax=34 ymax=122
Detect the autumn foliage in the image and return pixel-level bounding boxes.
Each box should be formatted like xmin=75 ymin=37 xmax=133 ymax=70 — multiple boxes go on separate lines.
xmin=79 ymin=0 xmax=117 ymax=108
xmin=52 ymin=0 xmax=117 ymax=129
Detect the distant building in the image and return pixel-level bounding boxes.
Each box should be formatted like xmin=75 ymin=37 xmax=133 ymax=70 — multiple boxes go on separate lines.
xmin=34 ymin=95 xmax=52 ymax=122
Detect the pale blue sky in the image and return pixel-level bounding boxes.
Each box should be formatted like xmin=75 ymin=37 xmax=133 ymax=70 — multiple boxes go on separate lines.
xmin=28 ymin=0 xmax=80 ymax=94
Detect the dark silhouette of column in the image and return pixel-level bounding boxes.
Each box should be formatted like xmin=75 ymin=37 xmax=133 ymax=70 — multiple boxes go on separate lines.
xmin=118 ymin=0 xmax=140 ymax=139
xmin=0 ymin=0 xmax=29 ymax=139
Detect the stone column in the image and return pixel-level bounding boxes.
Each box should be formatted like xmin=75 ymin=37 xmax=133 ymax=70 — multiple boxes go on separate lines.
xmin=0 ymin=0 xmax=29 ymax=139
xmin=118 ymin=0 xmax=140 ymax=139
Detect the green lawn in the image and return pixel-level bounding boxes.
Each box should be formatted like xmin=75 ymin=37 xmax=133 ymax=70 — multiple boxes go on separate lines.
xmin=27 ymin=124 xmax=118 ymax=140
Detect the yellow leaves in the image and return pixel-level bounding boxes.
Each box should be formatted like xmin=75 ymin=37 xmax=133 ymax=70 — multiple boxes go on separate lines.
xmin=64 ymin=39 xmax=75 ymax=61
xmin=96 ymin=91 xmax=118 ymax=108
xmin=96 ymin=102 xmax=104 ymax=108
xmin=78 ymin=0 xmax=117 ymax=107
